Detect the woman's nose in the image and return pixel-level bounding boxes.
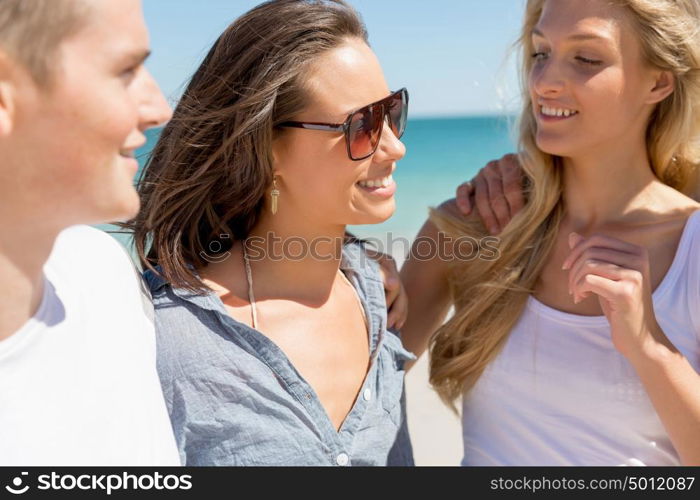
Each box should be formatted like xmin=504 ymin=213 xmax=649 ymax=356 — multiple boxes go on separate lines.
xmin=531 ymin=58 xmax=565 ymax=97
xmin=373 ymin=120 xmax=406 ymax=163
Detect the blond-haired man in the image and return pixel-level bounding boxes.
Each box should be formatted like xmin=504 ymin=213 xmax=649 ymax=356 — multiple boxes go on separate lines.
xmin=0 ymin=0 xmax=179 ymax=465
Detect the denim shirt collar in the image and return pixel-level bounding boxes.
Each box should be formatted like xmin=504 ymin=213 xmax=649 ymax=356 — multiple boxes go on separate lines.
xmin=143 ymin=264 xmax=217 ymax=313
xmin=142 ymin=241 xmax=386 ymax=351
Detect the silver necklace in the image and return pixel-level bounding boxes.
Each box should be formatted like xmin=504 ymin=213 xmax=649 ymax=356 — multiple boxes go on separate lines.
xmin=241 ymin=240 xmax=368 ymax=332
xmin=242 ymin=242 xmax=258 ymax=329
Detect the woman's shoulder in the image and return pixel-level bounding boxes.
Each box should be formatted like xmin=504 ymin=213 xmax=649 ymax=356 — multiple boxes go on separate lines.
xmin=143 ymin=267 xmax=211 ymax=304
xmin=678 ymin=204 xmax=700 ymax=256
xmin=341 ymin=238 xmax=383 ymax=282
xmin=143 ymin=268 xmax=253 ymax=381
xmin=654 ymin=181 xmax=700 ymax=215
xmin=648 ymin=192 xmax=700 ymax=249
xmin=141 ymin=267 xmax=228 ymax=338
xmin=142 ymin=267 xmax=168 ymax=298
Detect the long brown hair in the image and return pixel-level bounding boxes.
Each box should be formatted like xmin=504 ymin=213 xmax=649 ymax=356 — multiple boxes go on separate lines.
xmin=429 ymin=0 xmax=700 ymax=411
xmin=127 ymin=0 xmax=368 ymax=291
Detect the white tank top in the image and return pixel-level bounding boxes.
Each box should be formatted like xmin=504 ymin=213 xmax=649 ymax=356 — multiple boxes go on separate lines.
xmin=461 ymin=209 xmax=700 ymax=466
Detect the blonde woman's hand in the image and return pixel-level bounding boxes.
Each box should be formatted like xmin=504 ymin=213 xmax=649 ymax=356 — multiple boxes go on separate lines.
xmin=455 ymin=153 xmax=525 ymax=235
xmin=375 ymin=252 xmax=408 ymax=330
xmin=563 ymin=232 xmax=669 ymax=360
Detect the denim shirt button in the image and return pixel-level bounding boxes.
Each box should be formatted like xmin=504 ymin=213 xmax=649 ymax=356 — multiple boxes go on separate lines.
xmin=336 ymin=453 xmax=349 ymax=466
xmin=362 ymin=388 xmax=372 ymax=401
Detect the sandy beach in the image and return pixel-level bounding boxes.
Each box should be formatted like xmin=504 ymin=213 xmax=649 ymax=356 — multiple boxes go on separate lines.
xmin=405 ymin=336 xmax=463 ymax=466
xmin=383 ymin=244 xmax=463 ymax=466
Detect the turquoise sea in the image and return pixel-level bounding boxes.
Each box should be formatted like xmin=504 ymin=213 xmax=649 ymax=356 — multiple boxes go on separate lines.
xmin=110 ymin=115 xmax=516 ymax=259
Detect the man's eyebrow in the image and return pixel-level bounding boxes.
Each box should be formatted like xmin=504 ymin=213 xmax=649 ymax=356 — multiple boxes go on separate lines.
xmin=532 ymin=28 xmax=613 ymax=43
xmin=124 ymin=49 xmax=151 ymax=66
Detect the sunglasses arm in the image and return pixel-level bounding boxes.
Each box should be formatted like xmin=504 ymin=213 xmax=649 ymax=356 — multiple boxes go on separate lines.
xmin=278 ymin=122 xmax=346 ymax=132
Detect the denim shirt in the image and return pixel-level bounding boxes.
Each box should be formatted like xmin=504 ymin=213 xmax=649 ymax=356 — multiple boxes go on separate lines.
xmin=144 ymin=242 xmax=415 ymax=466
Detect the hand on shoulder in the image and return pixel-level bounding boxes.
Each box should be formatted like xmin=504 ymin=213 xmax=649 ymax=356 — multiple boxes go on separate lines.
xmin=454 ymin=153 xmax=525 ymax=235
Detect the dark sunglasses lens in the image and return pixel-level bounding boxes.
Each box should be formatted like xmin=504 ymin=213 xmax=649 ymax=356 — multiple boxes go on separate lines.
xmin=348 ymin=104 xmax=383 ymax=159
xmin=388 ymin=90 xmax=408 ymax=138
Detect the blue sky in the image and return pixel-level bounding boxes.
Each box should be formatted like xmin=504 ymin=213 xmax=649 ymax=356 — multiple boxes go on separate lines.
xmin=143 ymin=0 xmax=526 ymax=117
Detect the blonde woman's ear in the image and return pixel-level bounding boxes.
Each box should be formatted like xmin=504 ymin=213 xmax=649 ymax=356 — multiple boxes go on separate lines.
xmin=646 ymin=70 xmax=675 ymax=104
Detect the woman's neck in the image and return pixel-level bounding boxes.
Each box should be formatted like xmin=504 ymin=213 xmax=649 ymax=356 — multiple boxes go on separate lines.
xmin=561 ymin=139 xmax=661 ymax=231
xmin=243 ymin=209 xmax=348 ymax=305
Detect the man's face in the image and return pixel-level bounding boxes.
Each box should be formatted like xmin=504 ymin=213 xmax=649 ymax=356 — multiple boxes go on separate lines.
xmin=6 ymin=0 xmax=171 ymax=226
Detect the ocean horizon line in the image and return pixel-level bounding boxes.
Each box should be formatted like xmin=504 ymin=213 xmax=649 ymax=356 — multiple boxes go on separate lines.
xmin=408 ymin=112 xmax=517 ymax=121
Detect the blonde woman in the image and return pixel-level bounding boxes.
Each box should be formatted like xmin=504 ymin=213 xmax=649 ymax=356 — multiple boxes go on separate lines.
xmin=402 ymin=0 xmax=700 ymax=465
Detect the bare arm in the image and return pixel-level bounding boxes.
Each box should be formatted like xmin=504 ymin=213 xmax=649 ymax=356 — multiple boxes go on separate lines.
xmin=566 ymin=232 xmax=700 ymax=464
xmin=631 ymin=342 xmax=700 ymax=465
xmin=400 ymin=201 xmax=460 ymax=370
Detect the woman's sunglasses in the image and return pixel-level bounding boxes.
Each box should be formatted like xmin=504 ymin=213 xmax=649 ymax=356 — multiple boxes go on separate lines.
xmin=278 ymin=88 xmax=409 ymax=161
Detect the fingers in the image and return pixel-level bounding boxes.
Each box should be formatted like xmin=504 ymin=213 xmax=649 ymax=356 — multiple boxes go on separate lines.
xmin=457 ymin=153 xmax=525 ymax=232
xmin=473 ymin=173 xmax=500 ymax=235
xmin=387 ymin=281 xmax=409 ymax=330
xmin=567 ymin=247 xmax=639 ymax=298
xmin=482 ymin=162 xmax=511 ymax=231
xmin=375 ymin=252 xmax=408 ymax=330
xmin=574 ymin=272 xmax=642 ymax=305
xmin=574 ymin=273 xmax=619 ymax=303
xmin=384 ymin=271 xmax=400 ymax=310
xmin=569 ymin=258 xmax=627 ymax=303
xmin=562 ymin=232 xmax=642 ymax=271
xmin=377 ymin=252 xmax=400 ymax=304
xmin=377 ymin=254 xmax=408 ymax=330
xmin=498 ymin=154 xmax=525 ymax=216
xmin=564 ymin=233 xmax=649 ymax=305
xmin=456 ymin=182 xmax=474 ymax=215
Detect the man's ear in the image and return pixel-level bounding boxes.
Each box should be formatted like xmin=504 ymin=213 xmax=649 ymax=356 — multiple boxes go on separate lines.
xmin=646 ymin=69 xmax=675 ymax=105
xmin=0 ymin=51 xmax=18 ymax=137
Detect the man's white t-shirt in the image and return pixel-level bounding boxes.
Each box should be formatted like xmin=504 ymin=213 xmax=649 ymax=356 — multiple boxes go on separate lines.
xmin=0 ymin=226 xmax=180 ymax=465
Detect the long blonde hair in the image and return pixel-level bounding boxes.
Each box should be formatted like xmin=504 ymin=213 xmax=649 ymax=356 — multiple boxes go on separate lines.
xmin=429 ymin=0 xmax=700 ymax=410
